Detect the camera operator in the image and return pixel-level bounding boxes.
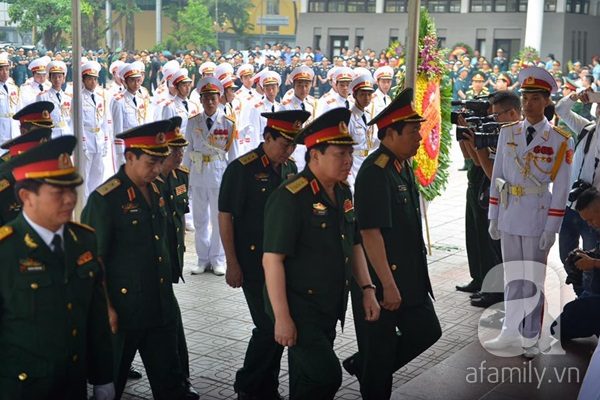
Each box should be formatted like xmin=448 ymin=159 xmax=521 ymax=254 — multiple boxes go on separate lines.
xmin=555 ymin=87 xmax=600 ymax=296
xmin=457 ymin=91 xmax=522 ymax=309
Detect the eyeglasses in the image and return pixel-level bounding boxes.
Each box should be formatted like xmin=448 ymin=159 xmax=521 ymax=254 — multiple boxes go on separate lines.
xmin=494 ymin=108 xmax=514 ymax=120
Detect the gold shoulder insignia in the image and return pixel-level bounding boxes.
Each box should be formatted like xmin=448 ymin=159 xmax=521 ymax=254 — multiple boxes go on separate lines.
xmin=0 ymin=225 xmax=13 ymax=241
xmin=189 ymin=112 xmax=201 ymax=119
xmin=374 ymin=154 xmax=390 ymax=169
xmin=1 ymin=152 xmax=10 ymax=162
xmin=502 ymin=121 xmax=520 ymax=128
xmin=281 ymin=99 xmax=291 ymax=105
xmin=96 ymin=178 xmax=121 ymax=196
xmin=553 ymin=125 xmax=572 ymax=139
xmin=177 ymin=166 xmax=190 ymax=174
xmin=285 ymin=177 xmax=309 ymax=194
xmin=68 ymin=221 xmax=96 ymax=232
xmin=155 ymin=176 xmax=165 ymax=183
xmin=0 ymin=179 xmax=10 ymax=192
xmin=238 ymin=152 xmax=259 ymax=165
xmin=224 ymin=114 xmax=236 ymax=123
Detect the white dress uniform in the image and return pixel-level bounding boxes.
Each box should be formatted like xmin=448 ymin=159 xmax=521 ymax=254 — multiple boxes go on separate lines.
xmin=17 ymin=56 xmax=51 ymax=110
xmin=183 ymin=78 xmax=239 ymax=271
xmin=36 ymin=87 xmax=72 ymax=138
xmin=371 ymin=88 xmax=391 ymax=116
xmin=315 ymin=67 xmax=354 ymax=117
xmin=0 ymin=79 xmax=19 ymax=142
xmin=489 ymin=118 xmax=573 ymax=341
xmin=80 ymin=88 xmax=109 ymax=196
xmin=348 ymin=104 xmax=378 ymax=188
xmin=162 ymin=96 xmax=201 ymax=135
xmin=280 ymin=95 xmax=315 ymax=171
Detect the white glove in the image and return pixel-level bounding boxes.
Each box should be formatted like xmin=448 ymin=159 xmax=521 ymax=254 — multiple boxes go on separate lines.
xmin=102 ymin=139 xmax=109 ymax=157
xmin=93 ymin=383 xmax=115 ymax=400
xmin=539 ymin=231 xmax=556 ymax=251
xmin=488 ymin=219 xmax=500 ymax=240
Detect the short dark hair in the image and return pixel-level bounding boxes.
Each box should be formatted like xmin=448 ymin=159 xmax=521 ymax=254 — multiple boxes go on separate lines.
xmin=124 ymin=148 xmax=145 ymax=159
xmin=14 ymin=179 xmax=44 ymax=204
xmin=378 ymin=121 xmax=407 ymax=141
xmin=576 ymin=188 xmax=600 ymax=212
xmin=489 ymin=90 xmax=521 ymax=112
xmin=305 ymin=143 xmax=329 ymax=164
xmin=584 ymin=75 xmax=594 ymax=85
xmin=263 ymin=126 xmax=285 ymax=141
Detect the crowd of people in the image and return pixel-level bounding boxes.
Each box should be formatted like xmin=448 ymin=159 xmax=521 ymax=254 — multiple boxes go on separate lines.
xmin=1 ymin=40 xmax=600 ymax=400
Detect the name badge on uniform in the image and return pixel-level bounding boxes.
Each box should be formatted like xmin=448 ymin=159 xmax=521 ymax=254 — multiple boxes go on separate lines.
xmin=122 ymin=203 xmax=140 ymax=214
xmin=343 ymin=199 xmax=354 ymax=213
xmin=175 ymin=184 xmax=187 ymax=196
xmin=77 ymin=251 xmax=93 ymax=266
xmin=313 ymin=202 xmax=328 ymax=216
xmin=398 ymin=184 xmax=408 ymax=192
xmin=19 ymin=258 xmax=45 ymax=272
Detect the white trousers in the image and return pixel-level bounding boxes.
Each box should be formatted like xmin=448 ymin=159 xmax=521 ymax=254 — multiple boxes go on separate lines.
xmin=579 ymin=341 xmax=600 ymax=400
xmin=83 ymin=152 xmax=105 ymax=203
xmin=500 ymin=232 xmax=548 ymax=343
xmin=190 ymin=185 xmax=224 ymax=266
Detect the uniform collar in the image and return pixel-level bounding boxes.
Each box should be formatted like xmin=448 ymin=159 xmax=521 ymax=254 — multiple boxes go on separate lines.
xmin=23 ymin=211 xmax=65 ymax=250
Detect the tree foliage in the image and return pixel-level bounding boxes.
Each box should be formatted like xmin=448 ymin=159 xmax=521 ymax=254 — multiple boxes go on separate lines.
xmin=165 ymin=0 xmax=216 ymax=51
xmin=7 ymin=0 xmax=92 ymax=51
xmin=204 ymin=0 xmax=255 ymax=37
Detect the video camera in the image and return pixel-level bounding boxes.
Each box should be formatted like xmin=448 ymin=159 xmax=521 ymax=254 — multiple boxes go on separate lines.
xmin=455 ymin=118 xmax=506 ymax=149
xmin=564 ymin=248 xmax=599 ymax=287
xmin=451 ymin=98 xmax=491 ymax=124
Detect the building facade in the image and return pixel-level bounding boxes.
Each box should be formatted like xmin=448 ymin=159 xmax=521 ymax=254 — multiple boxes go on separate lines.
xmin=295 ymin=0 xmax=600 ymax=65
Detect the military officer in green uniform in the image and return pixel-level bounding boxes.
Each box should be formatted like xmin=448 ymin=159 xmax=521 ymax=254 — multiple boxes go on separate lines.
xmin=344 ymin=89 xmax=442 ymax=399
xmin=219 ymin=110 xmax=310 ymax=400
xmin=82 ymin=120 xmax=188 ymax=400
xmin=140 ymin=50 xmax=153 ymax=93
xmin=0 ymin=136 xmax=115 ymax=400
xmin=263 ymin=107 xmax=380 ymax=400
xmin=157 ymin=116 xmax=199 ymax=399
xmin=0 ymin=127 xmax=52 ymax=225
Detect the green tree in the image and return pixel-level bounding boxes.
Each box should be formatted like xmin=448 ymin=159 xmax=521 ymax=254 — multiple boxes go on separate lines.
xmin=7 ymin=0 xmax=92 ymax=50
xmin=204 ymin=0 xmax=255 ymax=37
xmin=166 ymin=0 xmax=216 ymax=50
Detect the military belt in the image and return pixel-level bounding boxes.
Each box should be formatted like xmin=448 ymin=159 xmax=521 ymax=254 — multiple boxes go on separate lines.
xmin=0 ymin=112 xmax=14 ymax=118
xmin=353 ymin=149 xmax=369 ymax=157
xmin=84 ymin=126 xmax=101 ymax=133
xmin=508 ymin=183 xmax=549 ymax=197
xmin=56 ymin=121 xmax=67 ymax=128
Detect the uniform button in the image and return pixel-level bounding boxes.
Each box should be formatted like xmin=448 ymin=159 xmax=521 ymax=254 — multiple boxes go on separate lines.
xmin=250 ymin=245 xmax=256 ymax=251
xmin=261 ymin=188 xmax=266 ymax=192
xmin=416 ymin=208 xmax=420 ymax=213
xmin=18 ymin=373 xmax=27 ymax=381
xmin=341 ymin=234 xmax=345 ymax=240
xmin=121 ymin=288 xmax=128 ymax=294
xmin=321 ymin=223 xmax=327 ymax=228
xmin=64 ymin=278 xmax=69 ymax=284
xmin=346 ymin=280 xmax=349 ymax=286
xmin=345 ymin=257 xmax=349 ymax=263
xmin=67 ymin=302 xmax=73 ymax=310
xmin=177 ymin=244 xmax=180 ymax=249
xmin=72 ymin=355 xmax=78 ymax=362
xmin=172 ymin=211 xmax=176 ymax=216
xmin=132 ymin=220 xmax=138 ymax=225
xmin=89 ymin=271 xmax=94 ymax=278
xmin=152 ymin=214 xmax=156 ymax=219
xmin=155 ymin=235 xmax=159 ymax=240
xmin=31 ymin=282 xmax=38 ymax=290
xmin=160 ymin=278 xmax=164 ymax=284
xmin=158 ymin=256 xmax=163 ymax=262
xmin=403 ymin=198 xmax=408 ymax=204
xmin=184 ymin=199 xmax=187 ymax=203
xmin=391 ymin=264 xmax=397 ymax=271
xmin=72 ymin=329 xmax=78 ymax=337
xmin=170 ymin=195 xmax=174 ymax=200
xmin=176 ymin=227 xmax=180 ymax=233
xmin=307 ymin=289 xmax=314 ymax=295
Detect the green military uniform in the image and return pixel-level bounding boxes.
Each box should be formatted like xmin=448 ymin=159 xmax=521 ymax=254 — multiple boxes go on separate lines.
xmin=82 ymin=120 xmax=187 ymax=400
xmin=347 ymin=89 xmax=441 ymax=399
xmin=142 ymin=59 xmax=152 ymax=92
xmin=219 ymin=144 xmax=297 ymax=398
xmin=0 ymin=216 xmax=113 ymax=400
xmin=263 ymin=168 xmax=358 ymax=400
xmin=465 ymin=86 xmax=490 ymax=100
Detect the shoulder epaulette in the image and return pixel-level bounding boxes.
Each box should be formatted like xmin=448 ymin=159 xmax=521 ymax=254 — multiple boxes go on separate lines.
xmin=177 ymin=166 xmax=190 ymax=174
xmin=164 ymin=99 xmax=174 ymax=106
xmin=326 ymin=98 xmax=335 ymax=104
xmin=64 ymin=92 xmax=73 ymax=98
xmin=286 ymin=176 xmax=309 ymax=194
xmin=0 ymin=225 xmax=13 ymax=241
xmin=374 ymin=153 xmax=390 ymax=169
xmin=502 ymin=121 xmax=520 ymax=128
xmin=254 ymin=101 xmax=264 ymax=108
xmin=39 ymin=90 xmax=48 ymax=95
xmin=0 ymin=178 xmax=10 ymax=192
xmin=238 ymin=151 xmax=259 ymax=165
xmin=553 ymin=125 xmax=572 ymax=139
xmin=96 ymin=178 xmax=120 ymax=196
xmin=114 ymin=93 xmax=125 ymax=100
xmin=189 ymin=112 xmax=201 ymax=119
xmin=281 ymin=99 xmax=291 ymax=105
xmin=68 ymin=221 xmax=95 ymax=232
xmin=1 ymin=152 xmax=10 ymax=162
xmin=224 ymin=114 xmax=236 ymax=123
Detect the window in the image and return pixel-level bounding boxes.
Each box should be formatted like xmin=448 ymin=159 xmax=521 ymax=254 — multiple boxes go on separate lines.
xmin=566 ymin=0 xmax=590 ymax=14
xmin=266 ymin=26 xmax=279 ymax=34
xmin=309 ymin=0 xmax=375 ymax=12
xmin=544 ymin=0 xmax=557 ymax=11
xmin=356 ymin=36 xmax=364 ymax=49
xmin=470 ymin=0 xmax=493 ymax=12
xmin=423 ymin=0 xmax=460 ymax=12
xmin=470 ymin=0 xmax=526 ymax=12
xmin=309 ymin=0 xmax=327 ymax=12
xmin=437 ymin=37 xmax=446 ymax=48
xmin=476 ymin=39 xmax=486 ymax=56
xmin=267 ymin=0 xmax=280 ymax=15
xmin=330 ymin=36 xmax=349 ymax=57
xmin=384 ymin=0 xmax=408 ymax=12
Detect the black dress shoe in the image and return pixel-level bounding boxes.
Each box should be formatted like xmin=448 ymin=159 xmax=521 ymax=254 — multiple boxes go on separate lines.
xmin=127 ymin=366 xmax=143 ymax=380
xmin=342 ymin=356 xmax=357 ymax=376
xmin=471 ymin=293 xmax=504 ymax=308
xmin=455 ymin=281 xmax=481 ymax=293
xmin=470 ymin=291 xmax=483 ymax=299
xmin=185 ymin=380 xmax=200 ymax=400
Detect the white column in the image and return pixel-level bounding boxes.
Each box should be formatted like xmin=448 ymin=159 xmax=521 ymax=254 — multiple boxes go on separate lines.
xmin=556 ymin=0 xmax=566 ymax=13
xmin=460 ymin=0 xmax=469 ymax=13
xmin=376 ymin=0 xmax=384 ymax=14
xmin=524 ymin=0 xmax=544 ymax=50
xmin=300 ymin=0 xmax=308 ymax=14
xmin=105 ymin=0 xmax=111 ymax=49
xmin=156 ymin=0 xmax=162 ymax=45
